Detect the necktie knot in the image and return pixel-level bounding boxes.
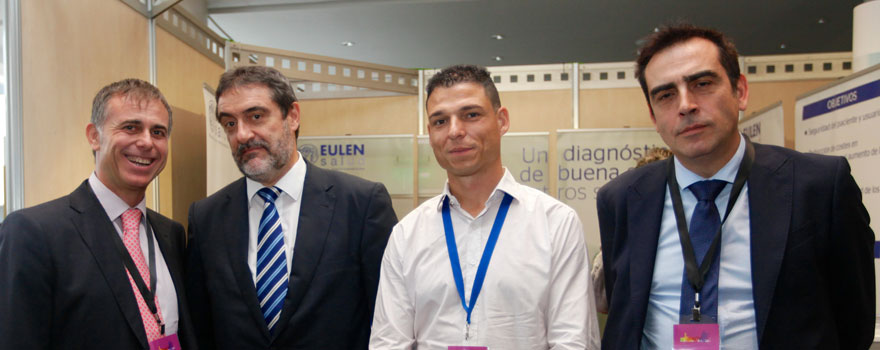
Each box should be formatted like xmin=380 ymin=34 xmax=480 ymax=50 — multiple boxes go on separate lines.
xmin=257 ymin=187 xmax=282 ymax=204
xmin=688 ymin=180 xmax=727 ymax=202
xmin=121 ymin=208 xmax=142 ymax=233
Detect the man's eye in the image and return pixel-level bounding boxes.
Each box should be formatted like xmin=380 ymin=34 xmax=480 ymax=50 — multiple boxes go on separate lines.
xmin=252 ymin=114 xmax=261 ymax=120
xmin=432 ymin=119 xmax=446 ymax=126
xmin=152 ymin=130 xmax=167 ymax=137
xmin=224 ymin=121 xmax=236 ymax=128
xmin=656 ymin=91 xmax=673 ymax=102
xmin=466 ymin=112 xmax=479 ymax=118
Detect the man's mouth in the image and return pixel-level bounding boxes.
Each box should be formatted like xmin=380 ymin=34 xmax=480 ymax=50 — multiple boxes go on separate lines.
xmin=126 ymin=156 xmax=153 ymax=166
xmin=678 ymin=124 xmax=706 ymax=136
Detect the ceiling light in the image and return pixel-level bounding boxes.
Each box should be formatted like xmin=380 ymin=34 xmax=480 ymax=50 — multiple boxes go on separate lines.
xmin=780 ymin=43 xmax=787 ymax=49
xmin=491 ymin=34 xmax=504 ymax=40
xmin=493 ymin=56 xmax=503 ymax=62
xmin=818 ymin=18 xmax=826 ymax=24
xmin=341 ymin=41 xmax=355 ymax=47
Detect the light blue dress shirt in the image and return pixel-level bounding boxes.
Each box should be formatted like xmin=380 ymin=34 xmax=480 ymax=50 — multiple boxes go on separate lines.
xmin=641 ymin=135 xmax=759 ymax=349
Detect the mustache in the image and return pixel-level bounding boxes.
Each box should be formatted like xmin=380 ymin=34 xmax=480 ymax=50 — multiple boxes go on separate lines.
xmin=235 ymin=139 xmax=270 ymax=158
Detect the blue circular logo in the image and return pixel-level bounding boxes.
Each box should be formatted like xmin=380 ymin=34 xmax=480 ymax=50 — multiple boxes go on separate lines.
xmin=299 ymin=144 xmax=319 ymax=163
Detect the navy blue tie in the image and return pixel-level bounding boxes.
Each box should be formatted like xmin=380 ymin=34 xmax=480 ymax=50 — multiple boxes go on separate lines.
xmin=256 ymin=187 xmax=287 ymax=334
xmin=680 ymin=179 xmax=727 ymax=321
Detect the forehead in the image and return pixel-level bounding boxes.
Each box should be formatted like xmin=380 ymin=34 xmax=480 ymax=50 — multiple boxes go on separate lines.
xmin=427 ymin=82 xmax=492 ymax=112
xmin=644 ymin=38 xmax=724 ymax=88
xmin=105 ymin=94 xmax=168 ymax=124
xmin=217 ymin=84 xmax=274 ymax=112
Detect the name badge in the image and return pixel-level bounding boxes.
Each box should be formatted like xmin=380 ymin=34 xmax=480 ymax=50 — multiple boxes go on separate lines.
xmin=673 ymin=323 xmax=719 ymax=350
xmin=149 ymin=333 xmax=182 ymax=350
xmin=448 ymin=347 xmax=488 ymax=350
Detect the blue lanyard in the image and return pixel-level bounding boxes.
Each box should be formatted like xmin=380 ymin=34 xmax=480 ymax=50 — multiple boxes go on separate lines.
xmin=442 ymin=192 xmax=513 ymax=325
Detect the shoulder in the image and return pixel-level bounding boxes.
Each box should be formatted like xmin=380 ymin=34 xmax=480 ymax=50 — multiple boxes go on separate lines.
xmin=752 ymin=142 xmax=847 ymax=180
xmin=0 ymin=193 xmax=75 ymax=244
xmin=191 ymin=177 xmax=245 ymax=211
xmin=513 ymin=183 xmax=580 ymax=222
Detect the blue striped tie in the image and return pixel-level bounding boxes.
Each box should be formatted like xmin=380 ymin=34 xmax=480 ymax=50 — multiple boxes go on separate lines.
xmin=256 ymin=187 xmax=287 ymax=334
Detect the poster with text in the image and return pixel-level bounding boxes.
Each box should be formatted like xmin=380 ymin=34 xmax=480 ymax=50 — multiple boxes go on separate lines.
xmin=557 ymin=128 xmax=666 ymax=257
xmin=740 ymin=102 xmax=785 ymax=147
xmin=298 ymin=135 xmax=415 ymax=217
xmin=203 ymin=84 xmax=242 ymax=194
xmin=794 ymin=64 xmax=880 ymax=319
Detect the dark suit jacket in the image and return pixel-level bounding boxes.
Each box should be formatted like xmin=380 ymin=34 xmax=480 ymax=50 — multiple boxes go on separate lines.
xmin=186 ymin=162 xmax=398 ymax=349
xmin=0 ymin=180 xmax=197 ymax=350
xmin=598 ymin=142 xmax=875 ymax=349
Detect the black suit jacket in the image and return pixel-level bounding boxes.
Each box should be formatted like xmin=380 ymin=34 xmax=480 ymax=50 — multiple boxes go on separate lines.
xmin=0 ymin=180 xmax=197 ymax=350
xmin=598 ymin=142 xmax=875 ymax=349
xmin=186 ymin=162 xmax=398 ymax=349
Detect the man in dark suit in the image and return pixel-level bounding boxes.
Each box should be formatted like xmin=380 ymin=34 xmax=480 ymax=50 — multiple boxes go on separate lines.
xmin=186 ymin=66 xmax=397 ymax=349
xmin=0 ymin=79 xmax=196 ymax=349
xmin=598 ymin=24 xmax=875 ymax=349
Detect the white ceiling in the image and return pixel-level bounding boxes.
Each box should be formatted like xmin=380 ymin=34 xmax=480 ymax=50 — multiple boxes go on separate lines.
xmin=205 ymin=0 xmax=862 ymax=69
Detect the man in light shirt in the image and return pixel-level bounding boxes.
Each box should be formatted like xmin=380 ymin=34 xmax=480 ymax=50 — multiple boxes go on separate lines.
xmin=370 ymin=64 xmax=600 ymax=350
xmin=598 ymin=24 xmax=874 ymax=349
xmin=0 ymin=79 xmax=195 ymax=349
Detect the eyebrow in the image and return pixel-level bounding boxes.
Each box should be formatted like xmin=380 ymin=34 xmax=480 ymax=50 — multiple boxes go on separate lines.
xmin=217 ymin=105 xmax=269 ymax=119
xmin=428 ymin=104 xmax=484 ymax=119
xmin=648 ymin=70 xmax=721 ymax=99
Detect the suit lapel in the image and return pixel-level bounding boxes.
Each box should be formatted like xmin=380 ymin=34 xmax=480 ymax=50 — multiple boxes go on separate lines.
xmin=221 ymin=179 xmax=272 ymax=339
xmin=625 ymin=164 xmax=667 ymax=335
xmin=68 ymin=181 xmax=149 ymax=348
xmin=747 ymin=145 xmax=792 ymax=342
xmin=274 ymin=162 xmax=335 ymax=338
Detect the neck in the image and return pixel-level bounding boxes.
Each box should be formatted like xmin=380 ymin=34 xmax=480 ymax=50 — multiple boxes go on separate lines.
xmin=679 ymin=134 xmax=741 ymax=178
xmin=447 ymin=165 xmax=505 ymax=217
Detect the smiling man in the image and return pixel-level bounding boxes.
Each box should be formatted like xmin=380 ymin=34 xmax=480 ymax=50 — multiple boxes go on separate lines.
xmin=185 ymin=66 xmax=397 ymax=349
xmin=598 ymin=24 xmax=874 ymax=349
xmin=370 ymin=65 xmax=600 ymax=350
xmin=0 ymin=79 xmax=196 ymax=349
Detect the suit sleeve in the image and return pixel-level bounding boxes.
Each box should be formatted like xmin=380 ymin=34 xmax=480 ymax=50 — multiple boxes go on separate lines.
xmin=828 ymin=157 xmax=875 ymax=349
xmin=596 ymin=186 xmax=617 ymax=308
xmin=360 ymin=182 xmax=398 ymax=321
xmin=185 ymin=203 xmax=217 ymax=350
xmin=0 ymin=212 xmax=53 ymax=349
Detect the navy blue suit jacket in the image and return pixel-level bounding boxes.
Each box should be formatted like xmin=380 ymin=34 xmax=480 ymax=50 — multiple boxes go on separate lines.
xmin=0 ymin=181 xmax=197 ymax=350
xmin=598 ymin=142 xmax=874 ymax=349
xmin=186 ymin=161 xmax=397 ymax=349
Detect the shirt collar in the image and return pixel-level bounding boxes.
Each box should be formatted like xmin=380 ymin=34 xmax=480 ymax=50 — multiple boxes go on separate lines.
xmin=246 ymin=151 xmax=306 ymax=205
xmin=88 ymin=172 xmax=147 ymax=221
xmin=437 ymin=167 xmax=522 ymax=211
xmin=673 ymin=133 xmax=746 ymax=188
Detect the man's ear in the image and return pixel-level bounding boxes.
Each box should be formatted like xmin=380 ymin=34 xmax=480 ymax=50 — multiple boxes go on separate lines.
xmin=86 ymin=123 xmax=101 ymax=152
xmin=497 ymin=106 xmax=510 ymax=136
xmin=735 ymin=74 xmax=749 ymax=111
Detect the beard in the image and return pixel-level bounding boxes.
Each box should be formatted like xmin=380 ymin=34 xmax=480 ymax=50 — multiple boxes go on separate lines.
xmin=233 ymin=123 xmax=293 ymax=183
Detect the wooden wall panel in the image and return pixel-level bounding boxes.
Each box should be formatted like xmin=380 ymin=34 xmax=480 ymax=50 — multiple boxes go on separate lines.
xmin=22 ymin=0 xmax=149 ymax=206
xmin=499 ymin=90 xmax=573 ymax=132
xmin=579 ymin=87 xmax=653 ymax=129
xmin=298 ymin=95 xmax=418 ymax=136
xmin=155 ymin=27 xmax=225 ymax=222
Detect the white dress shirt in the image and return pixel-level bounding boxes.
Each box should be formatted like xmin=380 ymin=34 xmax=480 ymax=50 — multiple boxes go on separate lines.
xmin=88 ymin=173 xmax=179 ymax=335
xmin=642 ymin=135 xmax=758 ymax=349
xmin=371 ymin=169 xmax=600 ymax=350
xmin=246 ymin=152 xmax=306 ymax=284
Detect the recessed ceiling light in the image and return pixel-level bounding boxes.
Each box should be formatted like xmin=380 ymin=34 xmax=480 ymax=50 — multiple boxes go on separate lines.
xmin=780 ymin=43 xmax=787 ymax=49
xmin=818 ymin=18 xmax=826 ymax=24
xmin=493 ymin=56 xmax=503 ymax=62
xmin=341 ymin=41 xmax=355 ymax=47
xmin=491 ymin=34 xmax=504 ymax=40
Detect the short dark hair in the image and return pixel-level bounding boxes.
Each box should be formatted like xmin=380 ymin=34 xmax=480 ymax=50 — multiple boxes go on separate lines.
xmin=426 ymin=64 xmax=501 ymax=110
xmin=91 ymin=78 xmax=172 ymax=133
xmin=216 ymin=66 xmax=299 ymax=137
xmin=635 ymin=23 xmax=741 ymax=104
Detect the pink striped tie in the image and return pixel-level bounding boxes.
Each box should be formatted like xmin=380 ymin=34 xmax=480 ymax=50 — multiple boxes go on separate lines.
xmin=121 ymin=208 xmax=163 ymax=342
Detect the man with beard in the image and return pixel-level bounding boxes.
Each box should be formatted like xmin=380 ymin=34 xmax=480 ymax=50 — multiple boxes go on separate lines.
xmin=186 ymin=66 xmax=398 ymax=349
